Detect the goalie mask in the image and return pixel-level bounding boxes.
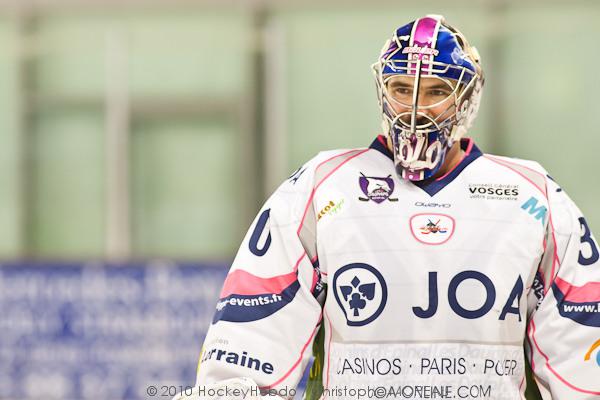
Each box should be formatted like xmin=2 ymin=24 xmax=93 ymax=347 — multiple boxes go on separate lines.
xmin=372 ymin=15 xmax=484 ymax=181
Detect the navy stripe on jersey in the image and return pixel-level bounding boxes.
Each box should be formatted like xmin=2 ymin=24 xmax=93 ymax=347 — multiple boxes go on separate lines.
xmin=213 ymin=281 xmax=301 ymax=324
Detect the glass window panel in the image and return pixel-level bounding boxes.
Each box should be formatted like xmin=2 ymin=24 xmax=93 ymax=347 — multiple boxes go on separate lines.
xmin=131 ymin=117 xmax=240 ymax=258
xmin=0 ymin=17 xmax=22 ymax=257
xmin=30 ymin=110 xmax=106 ymax=257
xmin=503 ymin=4 xmax=600 ymax=230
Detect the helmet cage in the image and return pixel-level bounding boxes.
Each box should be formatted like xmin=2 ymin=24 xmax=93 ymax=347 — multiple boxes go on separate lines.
xmin=371 ymin=18 xmax=484 ymax=181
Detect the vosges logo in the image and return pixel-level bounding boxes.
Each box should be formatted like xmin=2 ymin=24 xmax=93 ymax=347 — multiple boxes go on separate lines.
xmin=469 ymin=183 xmax=519 ymax=201
xmin=584 ymin=340 xmax=600 ymax=367
xmin=333 ymin=263 xmax=387 ymax=326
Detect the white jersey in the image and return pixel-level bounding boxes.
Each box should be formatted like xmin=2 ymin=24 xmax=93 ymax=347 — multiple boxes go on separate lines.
xmin=195 ymin=137 xmax=600 ymax=399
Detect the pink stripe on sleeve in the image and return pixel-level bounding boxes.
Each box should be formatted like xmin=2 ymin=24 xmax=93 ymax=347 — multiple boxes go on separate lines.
xmin=554 ymin=276 xmax=600 ymax=303
xmin=220 ymin=269 xmax=297 ymax=298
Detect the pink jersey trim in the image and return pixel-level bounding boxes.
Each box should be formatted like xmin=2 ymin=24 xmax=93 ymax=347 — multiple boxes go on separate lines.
xmin=435 ymin=138 xmax=474 ymax=182
xmin=294 ymin=250 xmax=307 ymax=273
xmin=260 ymin=313 xmax=323 ymax=390
xmin=484 ymin=155 xmax=546 ymax=196
xmin=220 ymin=269 xmax=298 ymax=297
xmin=530 ymin=319 xmax=600 ymax=395
xmin=545 ymin=190 xmax=560 ymax=292
xmin=297 ymin=149 xmax=369 ymax=237
xmin=484 ymin=155 xmax=559 ymax=292
xmin=526 ymin=326 xmax=536 ymax=373
xmin=324 ymin=310 xmax=333 ymax=392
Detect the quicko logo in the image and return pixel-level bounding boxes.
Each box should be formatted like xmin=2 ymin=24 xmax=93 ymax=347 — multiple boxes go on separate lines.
xmin=333 ymin=263 xmax=387 ymax=326
xmin=201 ymin=348 xmax=275 ymax=374
xmin=584 ymin=340 xmax=600 ymax=366
xmin=415 ymin=201 xmax=451 ymax=208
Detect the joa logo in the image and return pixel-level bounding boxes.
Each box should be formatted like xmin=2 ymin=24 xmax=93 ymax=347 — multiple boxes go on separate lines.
xmin=333 ymin=263 xmax=387 ymax=326
xmin=584 ymin=339 xmax=600 ymax=367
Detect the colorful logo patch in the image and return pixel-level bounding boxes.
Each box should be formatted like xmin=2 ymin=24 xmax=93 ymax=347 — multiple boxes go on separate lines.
xmin=584 ymin=340 xmax=600 ymax=366
xmin=420 ymin=219 xmax=448 ymax=235
xmin=552 ymin=277 xmax=600 ymax=327
xmin=201 ymin=348 xmax=275 ymax=375
xmin=212 ymin=270 xmax=300 ymax=324
xmin=402 ymin=46 xmax=440 ymax=56
xmin=358 ymin=174 xmax=398 ymax=203
xmin=333 ymin=263 xmax=387 ymax=326
xmin=521 ymin=196 xmax=547 ymax=226
xmin=410 ymin=213 xmax=455 ymax=245
xmin=317 ymin=199 xmax=345 ymax=221
xmin=468 ymin=183 xmax=519 ymax=201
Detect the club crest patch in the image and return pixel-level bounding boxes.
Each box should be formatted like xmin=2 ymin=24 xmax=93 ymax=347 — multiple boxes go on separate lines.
xmin=359 ymin=173 xmax=398 ymax=203
xmin=333 ymin=263 xmax=388 ymax=326
xmin=410 ymin=213 xmax=455 ymax=245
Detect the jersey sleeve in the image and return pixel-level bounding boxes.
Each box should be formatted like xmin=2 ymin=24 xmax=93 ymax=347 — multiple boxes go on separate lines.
xmin=526 ymin=177 xmax=600 ymax=399
xmin=194 ymin=157 xmax=325 ymax=397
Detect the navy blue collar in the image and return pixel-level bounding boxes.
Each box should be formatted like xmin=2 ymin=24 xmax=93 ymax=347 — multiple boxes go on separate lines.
xmin=369 ymin=135 xmax=483 ymax=196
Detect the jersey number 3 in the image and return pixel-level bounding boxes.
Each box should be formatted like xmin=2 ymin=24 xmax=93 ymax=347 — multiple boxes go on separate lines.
xmin=578 ymin=217 xmax=599 ymax=266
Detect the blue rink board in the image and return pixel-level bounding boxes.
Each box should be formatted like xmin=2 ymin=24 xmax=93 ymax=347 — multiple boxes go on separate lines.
xmin=0 ymin=262 xmax=265 ymax=399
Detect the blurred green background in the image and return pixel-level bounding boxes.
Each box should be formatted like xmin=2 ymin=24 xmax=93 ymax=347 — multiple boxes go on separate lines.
xmin=0 ymin=0 xmax=598 ymax=262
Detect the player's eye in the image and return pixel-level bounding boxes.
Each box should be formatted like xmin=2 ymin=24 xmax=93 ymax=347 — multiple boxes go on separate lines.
xmin=394 ymin=87 xmax=412 ymax=95
xmin=428 ymin=89 xmax=451 ymax=97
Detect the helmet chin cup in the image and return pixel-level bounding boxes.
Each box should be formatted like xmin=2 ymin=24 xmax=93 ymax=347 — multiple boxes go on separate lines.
xmin=391 ymin=124 xmax=449 ymax=181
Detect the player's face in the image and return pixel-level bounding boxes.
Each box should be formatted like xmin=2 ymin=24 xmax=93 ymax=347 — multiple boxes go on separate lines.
xmin=386 ymin=75 xmax=457 ymax=125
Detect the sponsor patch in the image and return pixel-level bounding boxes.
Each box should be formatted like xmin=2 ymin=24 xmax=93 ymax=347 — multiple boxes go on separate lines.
xmin=521 ymin=197 xmax=547 ymax=226
xmin=410 ymin=213 xmax=455 ymax=245
xmin=415 ymin=201 xmax=451 ymax=208
xmin=359 ymin=174 xmax=398 ymax=203
xmin=200 ymin=348 xmax=275 ymax=374
xmin=402 ymin=46 xmax=440 ymax=56
xmin=213 ymin=270 xmax=300 ymax=323
xmin=317 ymin=199 xmax=345 ymax=221
xmin=333 ymin=263 xmax=387 ymax=326
xmin=468 ymin=183 xmax=519 ymax=201
xmin=552 ymin=277 xmax=600 ymax=327
xmin=531 ymin=271 xmax=545 ymax=309
xmin=328 ymin=342 xmax=524 ymax=399
xmin=212 ymin=282 xmax=300 ymax=324
xmin=584 ymin=340 xmax=600 ymax=367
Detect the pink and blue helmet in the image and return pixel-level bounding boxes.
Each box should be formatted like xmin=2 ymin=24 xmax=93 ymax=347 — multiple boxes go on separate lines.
xmin=372 ymin=15 xmax=484 ymax=181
